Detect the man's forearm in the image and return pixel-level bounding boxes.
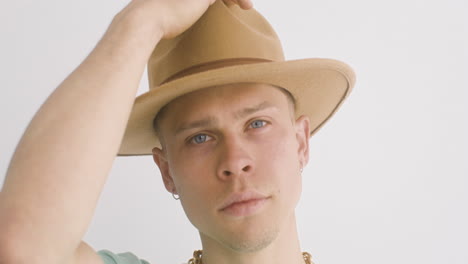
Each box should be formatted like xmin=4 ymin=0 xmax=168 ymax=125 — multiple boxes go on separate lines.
xmin=0 ymin=10 xmax=162 ymax=263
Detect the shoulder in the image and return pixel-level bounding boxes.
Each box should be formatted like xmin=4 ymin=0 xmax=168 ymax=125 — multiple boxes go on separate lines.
xmin=97 ymin=249 xmax=150 ymax=264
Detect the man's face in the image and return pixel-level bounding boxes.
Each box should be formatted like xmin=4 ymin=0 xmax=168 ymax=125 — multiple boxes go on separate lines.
xmin=152 ymin=83 xmax=310 ymax=252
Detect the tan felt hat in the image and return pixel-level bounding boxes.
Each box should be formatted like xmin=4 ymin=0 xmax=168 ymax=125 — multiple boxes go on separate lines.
xmin=117 ymin=1 xmax=356 ymax=156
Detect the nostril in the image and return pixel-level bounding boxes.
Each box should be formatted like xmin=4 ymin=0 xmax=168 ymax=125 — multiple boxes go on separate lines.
xmin=242 ymin=165 xmax=251 ymax=172
xmin=220 ymin=164 xmax=253 ymax=178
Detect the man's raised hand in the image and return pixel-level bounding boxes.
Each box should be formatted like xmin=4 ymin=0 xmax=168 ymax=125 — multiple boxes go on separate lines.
xmin=116 ymin=0 xmax=253 ymax=40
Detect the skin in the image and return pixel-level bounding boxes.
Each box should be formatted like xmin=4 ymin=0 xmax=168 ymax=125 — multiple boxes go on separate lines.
xmin=152 ymin=83 xmax=311 ymax=264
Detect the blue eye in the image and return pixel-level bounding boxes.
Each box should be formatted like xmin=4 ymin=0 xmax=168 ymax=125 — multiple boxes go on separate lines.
xmin=250 ymin=120 xmax=266 ymax=129
xmin=191 ymin=134 xmax=209 ymax=144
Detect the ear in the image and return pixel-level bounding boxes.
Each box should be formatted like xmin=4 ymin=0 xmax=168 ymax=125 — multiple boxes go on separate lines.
xmin=294 ymin=115 xmax=310 ymax=169
xmin=152 ymin=147 xmax=177 ymax=194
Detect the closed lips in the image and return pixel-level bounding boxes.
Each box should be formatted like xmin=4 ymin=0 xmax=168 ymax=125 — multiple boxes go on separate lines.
xmin=219 ymin=191 xmax=269 ymax=211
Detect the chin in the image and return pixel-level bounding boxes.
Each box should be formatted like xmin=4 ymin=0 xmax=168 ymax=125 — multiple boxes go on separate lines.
xmin=218 ymin=223 xmax=280 ymax=253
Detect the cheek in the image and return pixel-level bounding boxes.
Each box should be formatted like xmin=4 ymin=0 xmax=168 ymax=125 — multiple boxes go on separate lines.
xmin=168 ymin=145 xmax=213 ymax=187
xmin=167 ymin=151 xmax=216 ymax=217
xmin=256 ymin=126 xmax=302 ymax=203
xmin=257 ymin=124 xmax=300 ymax=171
xmin=170 ymin=163 xmax=215 ymax=228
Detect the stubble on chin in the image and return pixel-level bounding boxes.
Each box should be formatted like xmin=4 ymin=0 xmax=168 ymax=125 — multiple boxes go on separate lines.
xmin=220 ymin=225 xmax=280 ymax=253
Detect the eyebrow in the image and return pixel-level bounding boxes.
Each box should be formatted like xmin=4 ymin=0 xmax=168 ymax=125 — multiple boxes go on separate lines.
xmin=174 ymin=101 xmax=275 ymax=136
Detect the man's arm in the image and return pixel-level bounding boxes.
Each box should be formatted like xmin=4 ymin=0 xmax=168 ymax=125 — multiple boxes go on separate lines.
xmin=0 ymin=0 xmax=251 ymax=263
xmin=0 ymin=4 xmax=163 ymax=263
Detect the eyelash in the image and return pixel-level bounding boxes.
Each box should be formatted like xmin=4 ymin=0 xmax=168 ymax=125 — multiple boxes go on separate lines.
xmin=188 ymin=119 xmax=269 ymax=145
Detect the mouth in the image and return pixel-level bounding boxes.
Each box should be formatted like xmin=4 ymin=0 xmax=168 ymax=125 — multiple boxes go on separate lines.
xmin=219 ymin=191 xmax=270 ymax=217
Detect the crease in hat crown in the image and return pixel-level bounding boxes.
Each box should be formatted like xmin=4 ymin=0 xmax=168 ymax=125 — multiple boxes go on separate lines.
xmin=118 ymin=0 xmax=356 ymax=156
xmin=148 ymin=0 xmax=285 ymax=88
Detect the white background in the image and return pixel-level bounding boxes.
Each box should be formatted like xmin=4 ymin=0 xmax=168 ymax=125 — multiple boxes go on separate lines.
xmin=1 ymin=0 xmax=467 ymax=263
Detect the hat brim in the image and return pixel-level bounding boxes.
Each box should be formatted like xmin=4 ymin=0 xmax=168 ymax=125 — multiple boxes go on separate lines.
xmin=117 ymin=58 xmax=356 ymax=156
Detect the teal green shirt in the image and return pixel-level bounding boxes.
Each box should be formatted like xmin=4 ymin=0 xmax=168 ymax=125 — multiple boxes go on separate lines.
xmin=98 ymin=250 xmax=150 ymax=264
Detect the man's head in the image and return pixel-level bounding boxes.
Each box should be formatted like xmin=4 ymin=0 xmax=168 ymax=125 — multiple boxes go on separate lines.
xmin=151 ymin=82 xmax=310 ymax=252
xmin=116 ymin=1 xmax=354 ymax=156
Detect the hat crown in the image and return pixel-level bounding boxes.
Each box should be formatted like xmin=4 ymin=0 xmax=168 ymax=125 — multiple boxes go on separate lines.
xmin=148 ymin=1 xmax=285 ymax=87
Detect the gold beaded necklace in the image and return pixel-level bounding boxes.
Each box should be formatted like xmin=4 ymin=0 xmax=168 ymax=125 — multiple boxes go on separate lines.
xmin=188 ymin=250 xmax=315 ymax=264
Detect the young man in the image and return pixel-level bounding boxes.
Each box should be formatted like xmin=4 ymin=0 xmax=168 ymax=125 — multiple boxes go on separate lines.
xmin=0 ymin=1 xmax=355 ymax=264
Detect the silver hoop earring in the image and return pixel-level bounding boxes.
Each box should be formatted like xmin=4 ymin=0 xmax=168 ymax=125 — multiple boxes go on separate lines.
xmin=172 ymin=192 xmax=180 ymax=200
xmin=300 ymin=168 xmax=303 ymax=173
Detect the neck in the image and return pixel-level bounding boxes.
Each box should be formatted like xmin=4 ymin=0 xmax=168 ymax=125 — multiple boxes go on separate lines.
xmin=197 ymin=214 xmax=304 ymax=264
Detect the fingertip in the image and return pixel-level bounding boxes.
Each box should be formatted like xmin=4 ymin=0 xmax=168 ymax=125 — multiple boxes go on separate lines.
xmin=222 ymin=0 xmax=253 ymax=9
xmin=240 ymin=0 xmax=253 ymax=10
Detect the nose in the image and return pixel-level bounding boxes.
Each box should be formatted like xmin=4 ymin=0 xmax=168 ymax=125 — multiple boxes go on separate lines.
xmin=216 ymin=136 xmax=254 ymax=180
